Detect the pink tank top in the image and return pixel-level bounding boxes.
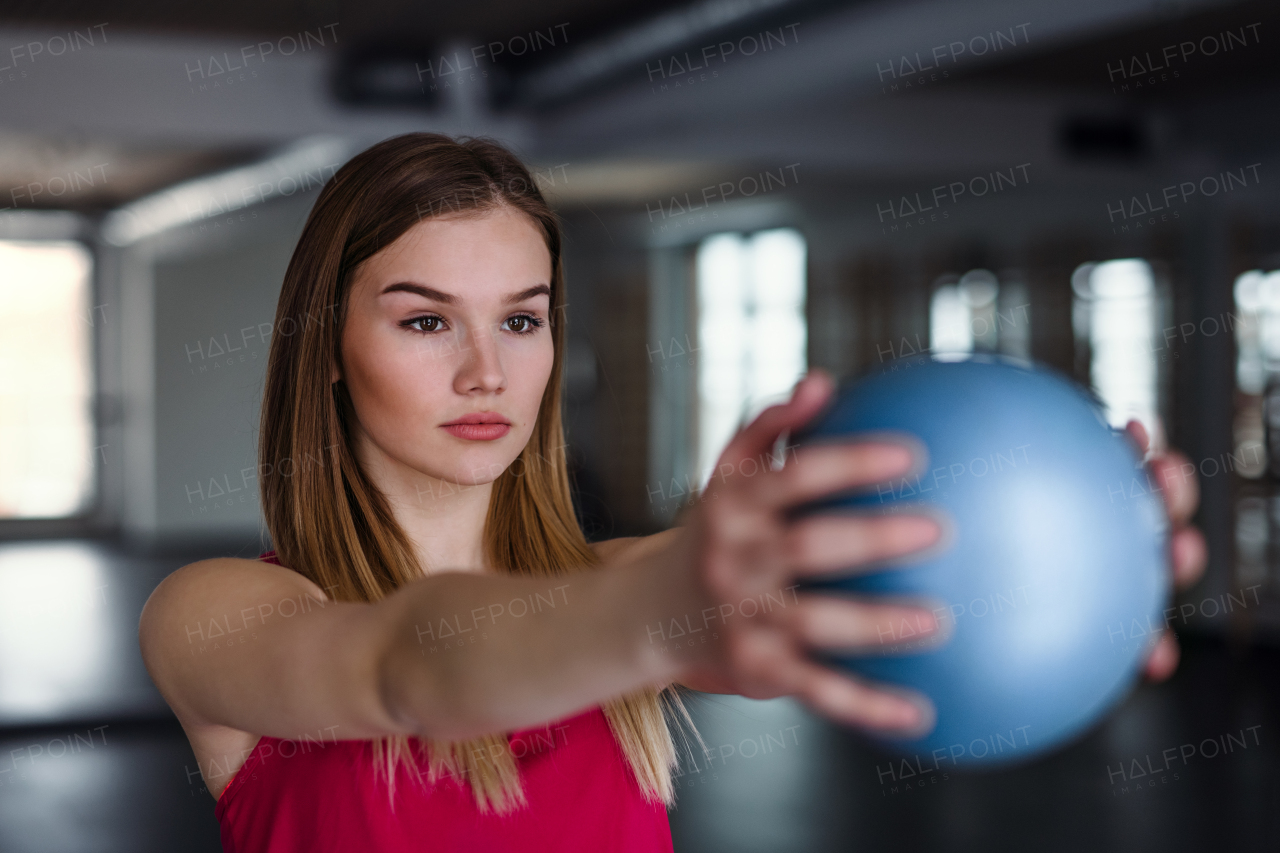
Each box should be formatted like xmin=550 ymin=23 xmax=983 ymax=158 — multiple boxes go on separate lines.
xmin=213 ymin=552 xmax=673 ymax=853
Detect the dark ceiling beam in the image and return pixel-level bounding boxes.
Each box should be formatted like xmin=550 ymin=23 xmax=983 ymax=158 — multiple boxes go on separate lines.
xmin=510 ymin=0 xmax=811 ymax=108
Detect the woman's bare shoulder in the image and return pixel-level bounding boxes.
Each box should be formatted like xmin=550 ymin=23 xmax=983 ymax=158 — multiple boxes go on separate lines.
xmin=142 ymin=556 xmax=328 ymax=620
xmin=138 ymin=557 xmax=330 ymax=690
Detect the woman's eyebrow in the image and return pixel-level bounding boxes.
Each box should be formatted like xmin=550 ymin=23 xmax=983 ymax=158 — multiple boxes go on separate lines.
xmin=505 ymin=284 xmax=551 ymax=304
xmin=380 ymin=282 xmax=550 ymax=305
xmin=380 ymin=282 xmax=456 ymax=303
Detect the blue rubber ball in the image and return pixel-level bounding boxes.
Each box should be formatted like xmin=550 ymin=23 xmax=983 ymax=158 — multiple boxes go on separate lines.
xmin=791 ymin=355 xmax=1169 ymax=767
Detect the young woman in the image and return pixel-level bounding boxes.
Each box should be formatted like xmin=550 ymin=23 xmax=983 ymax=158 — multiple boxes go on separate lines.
xmin=139 ymin=132 xmax=1206 ymax=852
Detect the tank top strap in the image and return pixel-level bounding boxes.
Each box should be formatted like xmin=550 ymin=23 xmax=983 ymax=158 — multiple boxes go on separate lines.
xmin=214 ymin=735 xmax=274 ymax=818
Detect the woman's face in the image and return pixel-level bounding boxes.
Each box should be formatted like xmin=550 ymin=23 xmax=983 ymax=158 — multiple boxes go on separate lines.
xmin=336 ymin=206 xmax=555 ymax=493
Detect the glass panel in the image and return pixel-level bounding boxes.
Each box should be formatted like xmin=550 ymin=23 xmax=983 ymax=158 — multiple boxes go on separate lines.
xmin=929 ymin=268 xmax=1010 ymax=361
xmin=1234 ymin=269 xmax=1275 ymax=478
xmin=930 ymin=283 xmax=972 ymax=359
xmin=696 ymin=228 xmax=807 ymax=488
xmin=1072 ymin=258 xmax=1161 ymax=446
xmin=0 ymin=240 xmax=96 ymax=518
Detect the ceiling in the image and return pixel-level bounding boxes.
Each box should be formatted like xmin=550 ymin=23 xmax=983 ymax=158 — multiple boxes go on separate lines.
xmin=0 ymin=0 xmax=1273 ymax=214
xmin=0 ymin=0 xmax=710 ymax=64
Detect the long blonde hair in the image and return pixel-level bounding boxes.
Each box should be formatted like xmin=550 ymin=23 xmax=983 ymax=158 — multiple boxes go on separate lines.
xmin=258 ymin=132 xmax=699 ymax=814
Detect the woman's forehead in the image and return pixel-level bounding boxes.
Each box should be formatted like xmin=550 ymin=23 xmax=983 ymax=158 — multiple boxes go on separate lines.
xmin=351 ymin=213 xmax=551 ymax=299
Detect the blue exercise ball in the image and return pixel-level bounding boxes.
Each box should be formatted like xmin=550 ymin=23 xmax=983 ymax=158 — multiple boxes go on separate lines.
xmin=791 ymin=355 xmax=1168 ymax=767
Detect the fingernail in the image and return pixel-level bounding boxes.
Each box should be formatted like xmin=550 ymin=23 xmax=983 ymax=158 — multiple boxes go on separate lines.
xmin=894 ymin=701 xmax=922 ymax=729
xmin=900 ymin=696 xmax=936 ymax=736
xmin=903 ymin=514 xmax=942 ymax=543
xmin=879 ymin=686 xmax=936 ymax=737
xmin=877 ymin=443 xmax=913 ymax=469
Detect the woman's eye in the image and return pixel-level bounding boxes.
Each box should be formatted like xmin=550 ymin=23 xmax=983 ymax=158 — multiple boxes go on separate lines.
xmin=505 ymin=314 xmax=545 ymax=335
xmin=406 ymin=315 xmax=443 ymax=333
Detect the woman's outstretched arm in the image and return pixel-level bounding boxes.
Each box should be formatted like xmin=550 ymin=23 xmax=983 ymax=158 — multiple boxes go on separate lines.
xmin=141 ymin=558 xmax=406 ymax=742
xmin=139 ymin=552 xmax=698 ymax=744
xmin=140 ymin=371 xmax=946 ymax=745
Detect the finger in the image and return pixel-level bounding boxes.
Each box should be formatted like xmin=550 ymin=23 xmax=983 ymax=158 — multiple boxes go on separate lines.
xmin=745 ymin=441 xmax=916 ymax=512
xmin=722 ymin=619 xmax=814 ymax=699
xmin=1171 ymin=526 xmax=1208 ymax=590
xmin=784 ymin=512 xmax=942 ymax=576
xmin=1124 ymin=419 xmax=1150 ymax=457
xmin=778 ymin=595 xmax=941 ymax=650
xmin=1143 ymin=629 xmax=1180 ymax=682
xmin=719 ymin=369 xmax=835 ymax=469
xmin=726 ymin=618 xmax=932 ymax=733
xmin=793 ymin=663 xmax=935 ymax=734
xmin=1149 ymin=451 xmax=1199 ymax=526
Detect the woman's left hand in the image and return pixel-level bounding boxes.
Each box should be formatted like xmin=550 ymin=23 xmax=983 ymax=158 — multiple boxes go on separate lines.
xmin=1124 ymin=420 xmax=1210 ymax=681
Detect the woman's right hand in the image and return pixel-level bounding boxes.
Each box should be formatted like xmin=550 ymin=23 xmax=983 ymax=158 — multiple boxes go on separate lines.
xmin=661 ymin=368 xmax=945 ymax=735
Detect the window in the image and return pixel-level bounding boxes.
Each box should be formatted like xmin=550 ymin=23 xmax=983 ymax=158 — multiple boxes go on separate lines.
xmin=928 ymin=269 xmax=1030 ymax=361
xmin=1233 ymin=269 xmax=1277 ymax=394
xmin=1233 ymin=269 xmax=1279 ymax=478
xmin=0 ymin=240 xmax=96 ymax=518
xmin=1071 ymin=258 xmax=1162 ymax=447
xmin=695 ymin=228 xmax=806 ymax=487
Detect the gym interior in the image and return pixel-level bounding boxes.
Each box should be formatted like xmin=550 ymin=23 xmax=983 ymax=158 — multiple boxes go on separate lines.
xmin=1 ymin=0 xmax=1278 ymax=850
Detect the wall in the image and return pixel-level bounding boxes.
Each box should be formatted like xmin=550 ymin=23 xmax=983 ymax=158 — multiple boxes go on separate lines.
xmin=119 ymin=192 xmax=318 ymax=546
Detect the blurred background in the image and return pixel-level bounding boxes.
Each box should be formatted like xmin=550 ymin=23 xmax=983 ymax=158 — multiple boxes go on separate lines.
xmin=1 ymin=0 xmax=1279 ymax=850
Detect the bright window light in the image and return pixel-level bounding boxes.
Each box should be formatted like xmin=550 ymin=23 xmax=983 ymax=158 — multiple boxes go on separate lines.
xmin=696 ymin=228 xmax=806 ymax=487
xmin=929 ymin=269 xmax=1001 ymax=360
xmin=0 ymin=543 xmax=110 ymax=717
xmin=1233 ymin=269 xmax=1280 ymax=394
xmin=1232 ymin=269 xmax=1278 ymax=478
xmin=0 ymin=240 xmax=96 ymax=518
xmin=930 ymin=284 xmax=972 ymax=358
xmin=1072 ymin=258 xmax=1160 ymax=446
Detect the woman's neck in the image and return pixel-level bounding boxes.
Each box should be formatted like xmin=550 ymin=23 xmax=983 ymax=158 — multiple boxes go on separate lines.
xmin=352 ymin=433 xmax=495 ymax=576
xmin=398 ymin=489 xmax=493 ymax=575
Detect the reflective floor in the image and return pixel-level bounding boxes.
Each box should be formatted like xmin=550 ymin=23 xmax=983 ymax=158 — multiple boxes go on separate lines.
xmin=670 ymin=634 xmax=1280 ymax=852
xmin=0 ymin=540 xmax=1276 ymax=852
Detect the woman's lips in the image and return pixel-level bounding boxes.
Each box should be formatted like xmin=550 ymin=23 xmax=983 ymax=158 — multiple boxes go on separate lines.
xmin=441 ymin=412 xmax=510 ymax=441
xmin=441 ymin=423 xmax=511 ymax=440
